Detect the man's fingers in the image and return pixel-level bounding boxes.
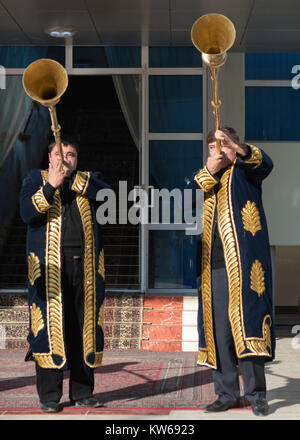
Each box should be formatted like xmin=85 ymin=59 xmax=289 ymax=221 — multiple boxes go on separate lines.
xmin=55 ymin=159 xmax=62 ymax=168
xmin=215 ymin=129 xmax=226 ymax=137
xmin=215 ymin=154 xmax=224 ymax=161
xmin=215 ymin=129 xmax=231 ymax=144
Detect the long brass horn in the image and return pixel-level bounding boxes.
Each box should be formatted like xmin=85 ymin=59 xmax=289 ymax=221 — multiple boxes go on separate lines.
xmin=191 ymin=14 xmax=236 ymax=152
xmin=22 ymin=58 xmax=68 ymax=161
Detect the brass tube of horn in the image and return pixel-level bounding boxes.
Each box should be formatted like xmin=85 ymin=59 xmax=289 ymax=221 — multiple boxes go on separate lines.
xmin=191 ymin=14 xmax=236 ymax=153
xmin=22 ymin=58 xmax=68 ymax=161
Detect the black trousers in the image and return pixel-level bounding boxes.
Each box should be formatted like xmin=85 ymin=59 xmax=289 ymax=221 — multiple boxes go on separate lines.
xmin=36 ymin=251 xmax=94 ymax=404
xmin=211 ymin=267 xmax=266 ymax=404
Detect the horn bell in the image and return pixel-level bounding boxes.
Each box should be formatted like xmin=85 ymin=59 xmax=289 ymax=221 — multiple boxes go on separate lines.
xmin=22 ymin=58 xmax=68 ymax=107
xmin=191 ymin=13 xmax=236 ymax=68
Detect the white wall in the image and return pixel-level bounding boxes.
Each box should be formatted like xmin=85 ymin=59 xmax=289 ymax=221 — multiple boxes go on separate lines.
xmin=205 ymin=53 xmax=245 ymax=139
xmin=258 ymin=142 xmax=300 ymax=246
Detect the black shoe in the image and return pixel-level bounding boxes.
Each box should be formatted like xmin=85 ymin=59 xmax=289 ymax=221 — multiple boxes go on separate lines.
xmin=40 ymin=402 xmax=60 ymax=413
xmin=250 ymin=399 xmax=269 ymax=416
xmin=204 ymin=399 xmax=238 ymax=412
xmin=73 ymin=397 xmax=105 ymax=408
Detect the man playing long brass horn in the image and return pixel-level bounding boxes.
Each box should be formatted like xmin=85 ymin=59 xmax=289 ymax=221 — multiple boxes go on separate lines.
xmin=20 ymin=138 xmax=111 ymax=413
xmin=188 ymin=127 xmax=275 ymax=416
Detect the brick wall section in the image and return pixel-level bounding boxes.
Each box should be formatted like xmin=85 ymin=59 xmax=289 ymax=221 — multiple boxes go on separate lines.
xmin=141 ymin=296 xmax=183 ymax=351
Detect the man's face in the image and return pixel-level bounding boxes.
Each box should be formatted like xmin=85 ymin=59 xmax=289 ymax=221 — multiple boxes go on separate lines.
xmin=49 ymin=144 xmax=78 ymax=177
xmin=208 ymin=140 xmax=236 ymax=162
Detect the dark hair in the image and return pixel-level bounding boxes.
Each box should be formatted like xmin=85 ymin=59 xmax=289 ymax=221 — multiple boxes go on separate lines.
xmin=206 ymin=126 xmax=239 ymax=144
xmin=48 ymin=137 xmax=80 ymax=154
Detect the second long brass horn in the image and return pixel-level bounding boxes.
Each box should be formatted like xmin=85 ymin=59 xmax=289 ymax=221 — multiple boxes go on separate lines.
xmin=22 ymin=58 xmax=68 ymax=160
xmin=191 ymin=14 xmax=236 ymax=152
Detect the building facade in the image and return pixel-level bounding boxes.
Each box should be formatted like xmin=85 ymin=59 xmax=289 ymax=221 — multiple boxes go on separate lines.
xmin=0 ymin=44 xmax=299 ymax=350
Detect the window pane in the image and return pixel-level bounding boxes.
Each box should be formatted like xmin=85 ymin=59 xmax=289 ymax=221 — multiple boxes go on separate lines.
xmin=245 ymin=53 xmax=300 ymax=80
xmin=73 ymin=46 xmax=141 ymax=68
xmin=149 ymin=141 xmax=202 ymax=190
xmin=245 ymin=87 xmax=300 ymax=140
xmin=0 ymin=46 xmax=65 ymax=68
xmin=150 ymin=47 xmax=202 ymax=67
xmin=73 ymin=46 xmax=108 ymax=67
xmin=149 ymin=230 xmax=197 ymax=289
xmin=149 ymin=75 xmax=202 ymax=132
xmin=149 ymin=141 xmax=202 ymax=224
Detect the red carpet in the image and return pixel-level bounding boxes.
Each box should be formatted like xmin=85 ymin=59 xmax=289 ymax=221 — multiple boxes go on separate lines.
xmin=0 ymin=349 xmax=248 ymax=415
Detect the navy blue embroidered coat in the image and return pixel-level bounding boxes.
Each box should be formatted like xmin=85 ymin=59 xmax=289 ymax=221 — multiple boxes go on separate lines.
xmin=20 ymin=169 xmax=110 ymax=370
xmin=192 ymin=145 xmax=275 ymax=369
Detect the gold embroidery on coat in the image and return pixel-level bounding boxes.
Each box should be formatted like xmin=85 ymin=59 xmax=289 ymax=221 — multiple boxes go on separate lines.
xmin=97 ymin=303 xmax=104 ymax=328
xmin=197 ymin=349 xmax=208 ymax=365
xmin=30 ymin=303 xmax=44 ymax=337
xmin=45 ymin=189 xmax=65 ymax=363
xmin=201 ymin=189 xmax=217 ymax=368
xmin=28 ymin=252 xmax=41 ymax=285
xmin=33 ymin=170 xmax=66 ymax=369
xmin=217 ymin=166 xmax=272 ymax=360
xmin=241 ymin=201 xmax=262 ymax=237
xmin=250 ymin=260 xmax=265 ymax=297
xmin=72 ymin=171 xmax=90 ymax=195
xmin=194 ymin=166 xmax=218 ymax=192
xmin=198 ymin=161 xmax=272 ymax=363
xmin=77 ymin=194 xmax=103 ymax=368
xmin=218 ymin=166 xmax=247 ymax=357
xmin=98 ymin=249 xmax=105 ymax=280
xmin=32 ymin=187 xmax=51 ymax=213
xmin=244 ymin=145 xmax=262 ymax=169
xmin=246 ymin=315 xmax=272 ymax=357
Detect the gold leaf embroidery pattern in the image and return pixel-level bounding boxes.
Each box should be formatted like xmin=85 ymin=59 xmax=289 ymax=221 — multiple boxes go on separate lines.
xmin=197 ymin=350 xmax=208 ymax=365
xmin=77 ymin=194 xmax=103 ymax=368
xmin=32 ymin=186 xmax=52 ymax=213
xmin=241 ymin=201 xmax=262 ymax=237
xmin=32 ymin=171 xmax=66 ymax=369
xmin=246 ymin=315 xmax=272 ymax=357
xmin=244 ymin=145 xmax=262 ymax=169
xmin=71 ymin=171 xmax=90 ymax=195
xmin=98 ymin=249 xmax=105 ymax=280
xmin=200 ymin=189 xmax=217 ymax=367
xmin=28 ymin=252 xmax=41 ymax=286
xmin=97 ymin=303 xmax=104 ymax=328
xmin=194 ymin=166 xmax=218 ymax=192
xmin=30 ymin=303 xmax=44 ymax=337
xmin=250 ymin=260 xmax=265 ymax=297
xmin=218 ymin=166 xmax=247 ymax=357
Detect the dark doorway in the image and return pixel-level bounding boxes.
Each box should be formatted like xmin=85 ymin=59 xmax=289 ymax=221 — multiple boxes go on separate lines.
xmin=0 ymin=75 xmax=140 ymax=291
xmin=57 ymin=75 xmax=140 ymax=291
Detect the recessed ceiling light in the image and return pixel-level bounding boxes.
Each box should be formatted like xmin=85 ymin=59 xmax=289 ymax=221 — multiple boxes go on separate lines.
xmin=45 ymin=26 xmax=77 ymax=38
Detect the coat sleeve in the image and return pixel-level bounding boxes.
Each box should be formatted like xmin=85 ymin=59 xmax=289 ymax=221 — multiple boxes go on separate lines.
xmin=237 ymin=145 xmax=273 ymax=182
xmin=20 ymin=171 xmax=53 ymax=225
xmin=71 ymin=170 xmax=112 ymax=199
xmin=193 ymin=166 xmax=219 ymax=192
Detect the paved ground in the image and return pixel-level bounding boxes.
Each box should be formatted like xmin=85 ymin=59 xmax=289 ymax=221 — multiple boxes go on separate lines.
xmin=1 ymin=330 xmax=299 ymax=422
